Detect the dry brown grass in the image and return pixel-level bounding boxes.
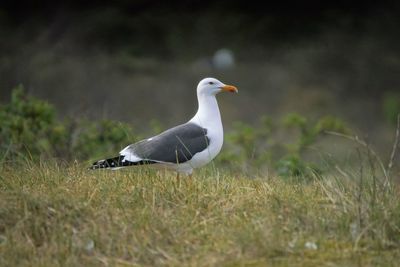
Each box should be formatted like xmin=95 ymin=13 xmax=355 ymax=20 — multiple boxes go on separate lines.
xmin=0 ymin=161 xmax=399 ymax=266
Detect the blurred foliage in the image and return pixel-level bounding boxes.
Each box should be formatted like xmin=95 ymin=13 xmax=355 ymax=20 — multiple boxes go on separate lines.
xmin=218 ymin=113 xmax=348 ymax=178
xmin=1 ymin=86 xmax=349 ymax=178
xmin=72 ymin=119 xmax=138 ymax=160
xmin=0 ymin=86 xmax=137 ymax=161
xmin=218 ymin=116 xmax=274 ymax=171
xmin=0 ymin=85 xmax=57 ymax=157
xmin=382 ymin=92 xmax=400 ymax=125
xmin=278 ymin=114 xmax=347 ymax=179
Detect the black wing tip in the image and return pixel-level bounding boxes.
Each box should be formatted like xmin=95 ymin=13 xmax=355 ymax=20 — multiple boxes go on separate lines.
xmin=89 ymin=160 xmax=104 ymax=170
xmin=89 ymin=156 xmax=157 ymax=170
xmin=89 ymin=157 xmax=122 ymax=170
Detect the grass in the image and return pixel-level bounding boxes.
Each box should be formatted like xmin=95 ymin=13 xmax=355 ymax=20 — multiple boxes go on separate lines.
xmin=0 ymin=161 xmax=399 ymax=266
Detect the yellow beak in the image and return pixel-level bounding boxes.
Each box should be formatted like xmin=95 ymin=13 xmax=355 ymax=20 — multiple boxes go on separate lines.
xmin=220 ymin=84 xmax=238 ymax=93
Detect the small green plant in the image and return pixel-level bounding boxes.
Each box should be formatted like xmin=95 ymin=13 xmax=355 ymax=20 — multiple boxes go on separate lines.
xmin=219 ymin=113 xmax=348 ymax=178
xmin=282 ymin=113 xmax=348 ymax=154
xmin=228 ymin=118 xmax=272 ymax=161
xmin=277 ymin=113 xmax=348 ymax=178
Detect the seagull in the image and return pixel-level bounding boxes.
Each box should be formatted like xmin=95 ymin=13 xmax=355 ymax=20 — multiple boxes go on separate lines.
xmin=90 ymin=77 xmax=238 ymax=175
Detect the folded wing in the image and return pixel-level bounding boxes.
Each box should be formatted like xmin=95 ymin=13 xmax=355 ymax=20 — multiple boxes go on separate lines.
xmin=120 ymin=122 xmax=210 ymax=164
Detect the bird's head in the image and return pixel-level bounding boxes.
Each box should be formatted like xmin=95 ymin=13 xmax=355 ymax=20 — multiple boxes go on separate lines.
xmin=197 ymin=78 xmax=238 ymax=96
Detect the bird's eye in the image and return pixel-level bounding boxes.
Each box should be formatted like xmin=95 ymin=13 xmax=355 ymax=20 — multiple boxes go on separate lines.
xmin=208 ymin=82 xmax=214 ymax=85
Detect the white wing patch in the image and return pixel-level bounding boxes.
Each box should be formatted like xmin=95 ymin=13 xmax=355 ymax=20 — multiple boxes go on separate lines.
xmin=120 ymin=145 xmax=143 ymax=162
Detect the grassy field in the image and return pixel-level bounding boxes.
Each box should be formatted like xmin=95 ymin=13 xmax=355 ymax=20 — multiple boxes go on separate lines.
xmin=0 ymin=161 xmax=399 ymax=266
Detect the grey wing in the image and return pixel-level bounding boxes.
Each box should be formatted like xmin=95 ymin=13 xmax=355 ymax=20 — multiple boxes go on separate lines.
xmin=122 ymin=123 xmax=210 ymax=164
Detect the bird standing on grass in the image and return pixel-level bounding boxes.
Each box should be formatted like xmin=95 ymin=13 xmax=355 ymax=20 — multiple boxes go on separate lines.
xmin=90 ymin=77 xmax=238 ymax=175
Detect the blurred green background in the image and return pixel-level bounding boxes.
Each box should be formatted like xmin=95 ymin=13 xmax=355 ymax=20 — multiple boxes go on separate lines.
xmin=0 ymin=1 xmax=399 ymax=172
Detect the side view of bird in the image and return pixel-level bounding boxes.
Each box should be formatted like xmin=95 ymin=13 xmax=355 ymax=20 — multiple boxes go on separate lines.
xmin=90 ymin=77 xmax=238 ymax=175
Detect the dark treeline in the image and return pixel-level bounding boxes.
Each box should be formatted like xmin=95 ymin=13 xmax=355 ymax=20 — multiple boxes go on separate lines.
xmin=1 ymin=1 xmax=398 ymax=56
xmin=0 ymin=1 xmax=399 ymax=134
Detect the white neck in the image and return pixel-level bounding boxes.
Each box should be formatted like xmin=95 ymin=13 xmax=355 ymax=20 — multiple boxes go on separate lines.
xmin=189 ymin=93 xmax=222 ymax=130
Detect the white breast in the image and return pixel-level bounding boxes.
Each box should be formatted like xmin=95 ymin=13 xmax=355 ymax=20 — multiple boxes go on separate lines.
xmin=190 ymin=126 xmax=223 ymax=166
xmin=173 ymin=85 xmax=225 ymax=174
xmin=179 ymin=99 xmax=223 ymax=172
